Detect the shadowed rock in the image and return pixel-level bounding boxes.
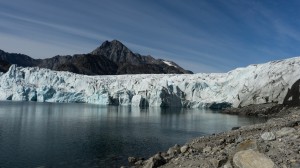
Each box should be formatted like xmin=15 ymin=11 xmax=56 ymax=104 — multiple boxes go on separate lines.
xmin=283 ymin=79 xmax=300 ymax=105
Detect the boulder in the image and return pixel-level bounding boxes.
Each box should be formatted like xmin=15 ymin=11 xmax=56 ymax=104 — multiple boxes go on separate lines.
xmin=261 ymin=132 xmax=276 ymax=141
xmin=128 ymin=157 xmax=137 ymax=164
xmin=167 ymin=144 xmax=181 ymax=156
xmin=203 ymin=146 xmax=212 ymax=153
xmin=276 ymin=127 xmax=295 ymax=137
xmin=180 ymin=145 xmax=189 ymax=153
xmin=235 ymin=139 xmax=258 ymax=152
xmin=224 ymin=162 xmax=233 ymax=168
xmin=143 ymin=153 xmax=166 ymax=168
xmin=233 ymin=149 xmax=276 ymax=168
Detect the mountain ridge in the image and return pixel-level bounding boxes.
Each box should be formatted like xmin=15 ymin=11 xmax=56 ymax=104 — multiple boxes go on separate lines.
xmin=0 ymin=40 xmax=193 ymax=75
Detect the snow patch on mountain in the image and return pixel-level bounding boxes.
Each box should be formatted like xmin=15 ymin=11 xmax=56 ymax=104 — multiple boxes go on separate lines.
xmin=0 ymin=57 xmax=300 ymax=108
xmin=163 ymin=60 xmax=177 ymax=68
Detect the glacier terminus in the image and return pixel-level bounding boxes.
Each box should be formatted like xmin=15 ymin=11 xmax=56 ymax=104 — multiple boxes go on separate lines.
xmin=1 ymin=57 xmax=300 ymax=109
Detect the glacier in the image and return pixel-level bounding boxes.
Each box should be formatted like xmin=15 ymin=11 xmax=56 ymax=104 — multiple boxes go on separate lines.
xmin=1 ymin=57 xmax=300 ymax=108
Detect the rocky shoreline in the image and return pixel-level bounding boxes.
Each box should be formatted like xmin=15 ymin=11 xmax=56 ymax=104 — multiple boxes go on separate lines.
xmin=125 ymin=105 xmax=300 ymax=168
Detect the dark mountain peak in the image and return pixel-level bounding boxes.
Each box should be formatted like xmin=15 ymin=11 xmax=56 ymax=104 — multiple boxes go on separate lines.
xmin=92 ymin=40 xmax=129 ymax=54
xmin=110 ymin=39 xmax=125 ymax=46
xmin=91 ymin=40 xmax=142 ymax=65
xmin=99 ymin=40 xmax=124 ymax=48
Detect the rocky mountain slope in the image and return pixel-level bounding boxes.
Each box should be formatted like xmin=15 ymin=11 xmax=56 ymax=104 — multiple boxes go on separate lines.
xmin=0 ymin=57 xmax=300 ymax=108
xmin=0 ymin=40 xmax=192 ymax=75
xmin=0 ymin=49 xmax=38 ymax=67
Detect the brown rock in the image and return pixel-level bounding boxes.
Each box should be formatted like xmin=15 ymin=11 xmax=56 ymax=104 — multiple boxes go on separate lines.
xmin=235 ymin=139 xmax=258 ymax=152
xmin=143 ymin=153 xmax=166 ymax=168
xmin=167 ymin=144 xmax=181 ymax=156
xmin=128 ymin=156 xmax=137 ymax=164
xmin=276 ymin=127 xmax=295 ymax=137
xmin=261 ymin=132 xmax=276 ymax=141
xmin=203 ymin=146 xmax=212 ymax=153
xmin=180 ymin=145 xmax=189 ymax=153
xmin=233 ymin=149 xmax=276 ymax=168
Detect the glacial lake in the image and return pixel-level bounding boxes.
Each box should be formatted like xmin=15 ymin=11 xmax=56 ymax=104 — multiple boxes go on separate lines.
xmin=0 ymin=101 xmax=265 ymax=168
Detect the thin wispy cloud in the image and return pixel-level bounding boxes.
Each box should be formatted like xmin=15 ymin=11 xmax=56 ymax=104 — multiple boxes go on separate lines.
xmin=1 ymin=0 xmax=300 ymax=72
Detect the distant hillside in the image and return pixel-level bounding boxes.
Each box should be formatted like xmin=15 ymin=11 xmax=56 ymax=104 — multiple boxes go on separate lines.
xmin=0 ymin=40 xmax=193 ymax=75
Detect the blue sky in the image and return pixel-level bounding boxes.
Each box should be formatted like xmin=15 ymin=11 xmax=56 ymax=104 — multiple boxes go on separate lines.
xmin=1 ymin=0 xmax=300 ymax=73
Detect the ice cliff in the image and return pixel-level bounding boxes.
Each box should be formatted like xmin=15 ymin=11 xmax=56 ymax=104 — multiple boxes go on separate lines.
xmin=1 ymin=57 xmax=300 ymax=108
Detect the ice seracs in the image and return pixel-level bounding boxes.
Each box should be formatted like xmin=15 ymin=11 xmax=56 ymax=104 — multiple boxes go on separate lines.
xmin=1 ymin=57 xmax=300 ymax=108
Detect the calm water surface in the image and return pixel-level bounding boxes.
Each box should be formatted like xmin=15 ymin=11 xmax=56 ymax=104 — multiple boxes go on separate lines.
xmin=0 ymin=101 xmax=265 ymax=168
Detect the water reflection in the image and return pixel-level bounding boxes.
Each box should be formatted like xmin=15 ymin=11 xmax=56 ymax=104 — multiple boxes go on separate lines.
xmin=0 ymin=101 xmax=265 ymax=168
